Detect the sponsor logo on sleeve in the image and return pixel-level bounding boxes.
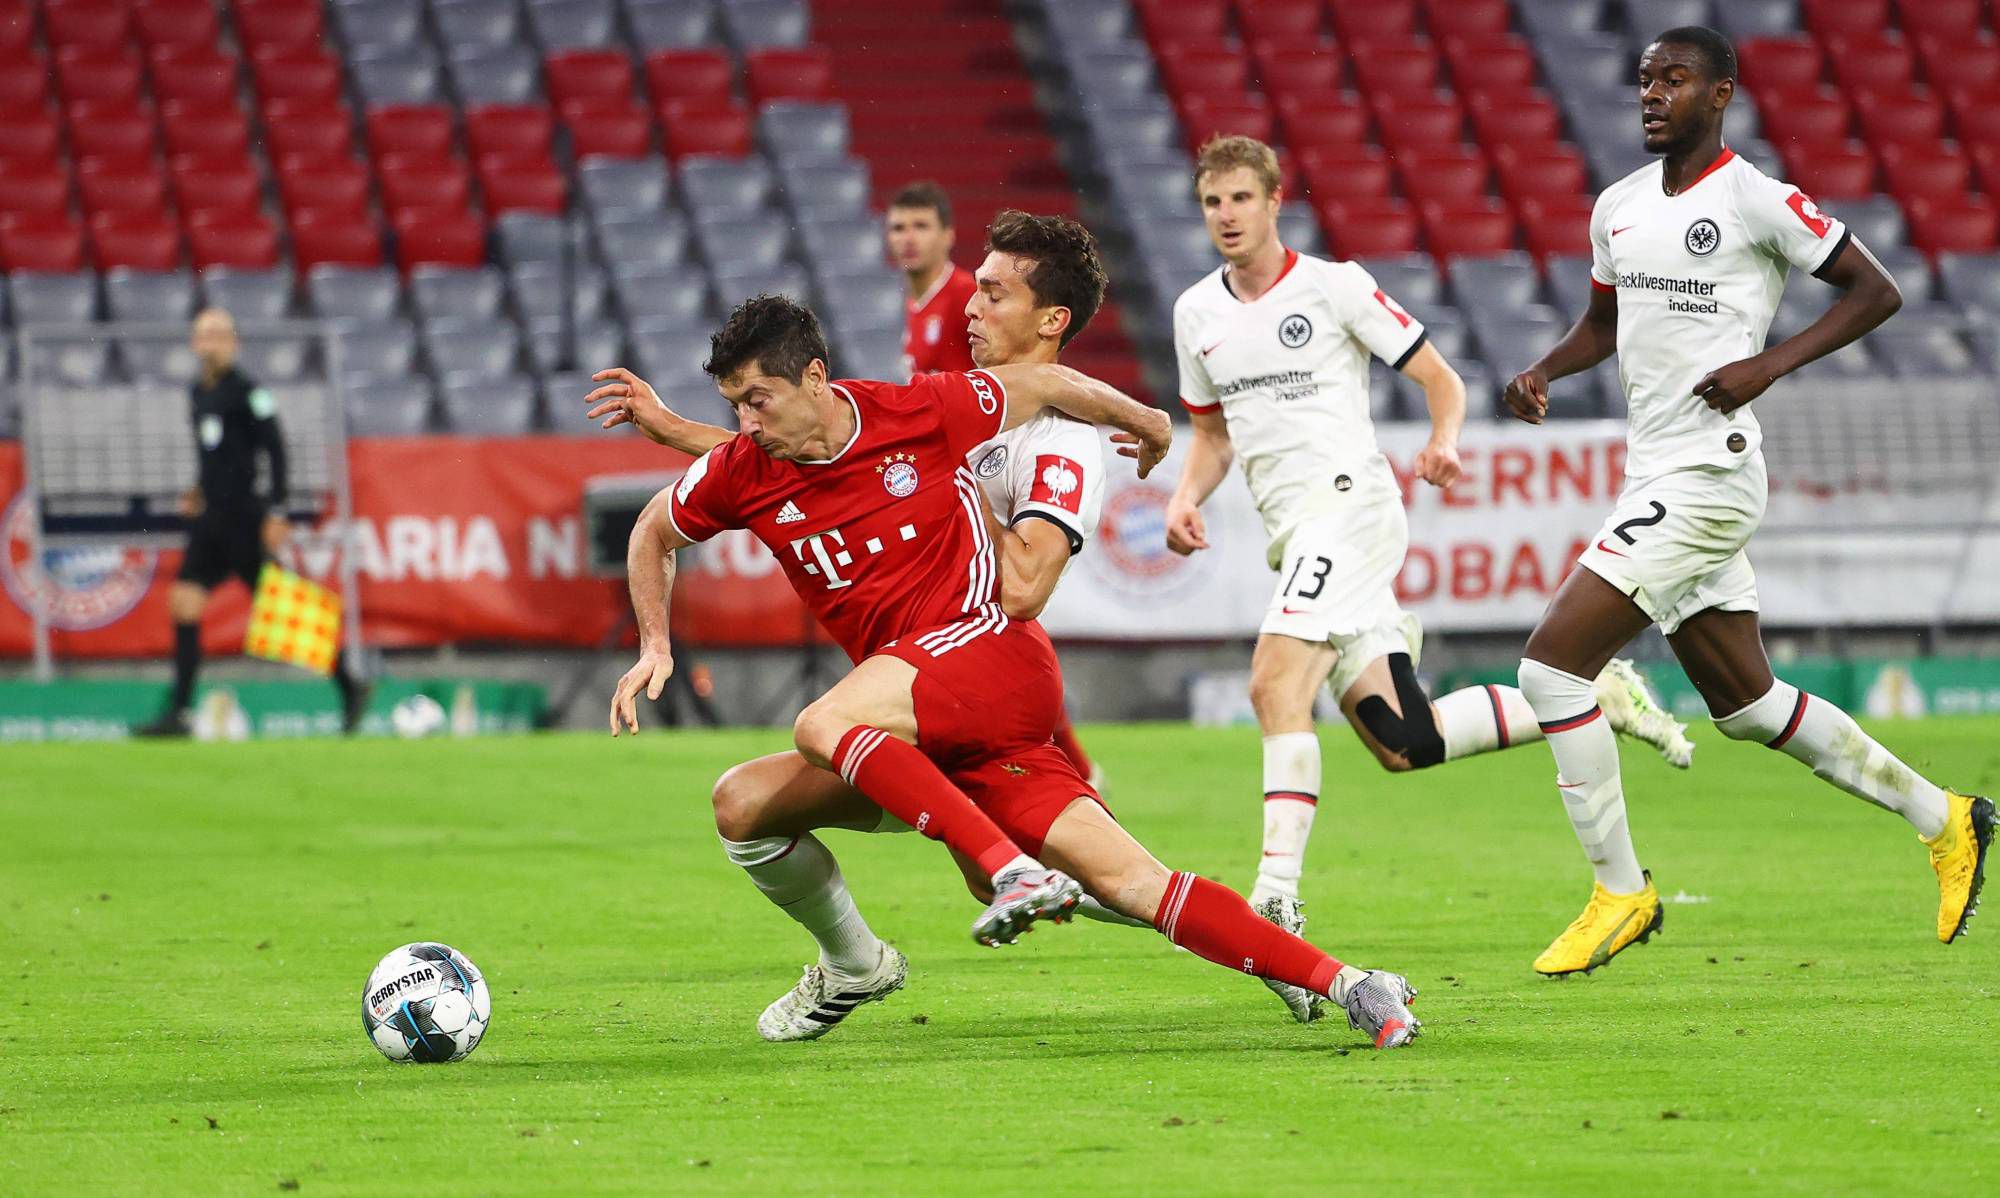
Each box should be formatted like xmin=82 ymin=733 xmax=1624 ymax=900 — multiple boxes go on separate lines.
xmin=674 ymin=449 xmax=713 ymax=503
xmin=1785 ymin=191 xmax=1834 ymax=238
xmin=967 ymin=371 xmax=999 ymax=414
xmin=1029 ymin=455 xmax=1084 ymax=513
xmin=1372 ymin=289 xmax=1413 ymax=328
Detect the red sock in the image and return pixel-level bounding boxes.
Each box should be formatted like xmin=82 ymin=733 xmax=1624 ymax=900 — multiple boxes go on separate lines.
xmin=833 ymin=726 xmax=1022 ymax=878
xmin=1051 ymin=712 xmax=1093 ymax=778
xmin=1155 ymin=872 xmax=1343 ymax=996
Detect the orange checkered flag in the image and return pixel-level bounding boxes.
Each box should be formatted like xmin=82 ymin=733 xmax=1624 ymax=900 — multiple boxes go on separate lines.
xmin=244 ymin=563 xmax=343 ymax=676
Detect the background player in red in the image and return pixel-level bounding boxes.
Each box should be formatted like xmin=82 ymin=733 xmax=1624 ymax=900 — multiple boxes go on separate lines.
xmin=890 ymin=180 xmax=978 ymax=377
xmin=595 ymin=297 xmax=1422 ymax=1049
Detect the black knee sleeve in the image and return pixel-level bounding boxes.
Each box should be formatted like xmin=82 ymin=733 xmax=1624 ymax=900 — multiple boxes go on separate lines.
xmin=1352 ymin=653 xmax=1445 ymax=769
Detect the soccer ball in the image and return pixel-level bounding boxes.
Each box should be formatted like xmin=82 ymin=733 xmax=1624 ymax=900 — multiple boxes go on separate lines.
xmin=390 ymin=694 xmax=447 ymax=738
xmin=361 ymin=942 xmax=491 ymax=1063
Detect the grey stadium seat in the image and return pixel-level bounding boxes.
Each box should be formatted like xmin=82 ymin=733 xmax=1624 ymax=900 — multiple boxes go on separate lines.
xmin=777 ymin=159 xmax=872 ymax=219
xmin=353 ymin=47 xmax=446 ymax=106
xmin=1939 ymin=252 xmax=2000 ymax=317
xmin=494 ymin=212 xmax=569 ymax=265
xmin=307 ymin=265 xmax=403 ymax=321
xmin=1517 ymin=0 xmax=1604 ymax=41
xmin=423 ymin=317 xmax=523 ymax=379
xmin=238 ymin=335 xmax=314 ymax=382
xmin=104 ymin=269 xmax=196 ymax=321
xmin=335 ymin=0 xmax=427 ymax=53
xmin=758 ymin=102 xmax=850 ymax=163
xmin=834 ymin=327 xmax=905 ymax=382
xmin=1870 ymin=320 xmax=1978 ymax=377
xmin=813 ymin=268 xmax=902 ymax=332
xmin=1872 ymin=247 xmax=1935 ymax=304
xmin=679 ymin=157 xmax=776 ymax=216
xmin=1082 ymin=101 xmax=1180 ymax=158
xmin=695 ymin=213 xmax=791 ymax=272
xmin=200 ymin=268 xmax=293 ymax=319
xmin=1611 ymin=0 xmax=1713 ymax=41
xmin=798 ymin=216 xmax=882 ymax=271
xmin=509 ymin=261 xmax=610 ymax=322
xmin=1065 ymin=44 xmax=1156 ymax=107
xmin=1135 ymin=218 xmax=1219 ymax=273
xmin=526 ymin=0 xmax=618 ymax=50
xmin=1840 ymin=197 xmax=1906 ymax=251
xmin=1715 ymin=0 xmax=1802 ymax=41
xmin=709 ymin=262 xmax=812 ymax=310
xmin=578 ymin=158 xmax=672 ymax=215
xmin=10 ymin=272 xmax=97 ymax=323
xmin=1448 ymin=253 xmax=1545 ymax=314
xmin=1111 ymin=163 xmax=1194 ymax=215
xmin=595 ymin=213 xmax=691 ymax=268
xmin=720 ymin=0 xmax=809 ymax=49
xmin=446 ymin=45 xmax=542 ymax=106
xmin=609 ymin=262 xmax=710 ymax=324
xmin=345 ymin=376 xmax=435 ymax=435
xmin=1277 ymin=208 xmax=1325 ymax=255
xmin=538 ymin=370 xmax=602 ymax=431
xmin=1544 ymin=254 xmax=1596 ymax=319
xmin=410 ymin=265 xmax=507 ymax=322
xmin=1793 ymin=337 xmax=1882 ymax=380
xmin=1043 ymin=0 xmax=1132 ymax=49
xmin=625 ymin=0 xmax=716 ymax=51
xmin=118 ymin=337 xmax=197 ymax=382
xmin=1355 ymin=255 xmax=1444 ymax=309
xmin=331 ymin=318 xmax=421 ymax=382
xmin=524 ymin=314 xmax=624 ymax=373
xmin=440 ymin=371 xmax=540 ymax=434
xmin=27 ymin=341 xmax=113 ymax=386
xmin=430 ymin=0 xmax=528 ymax=51
xmin=1539 ymin=36 xmax=1633 ymax=96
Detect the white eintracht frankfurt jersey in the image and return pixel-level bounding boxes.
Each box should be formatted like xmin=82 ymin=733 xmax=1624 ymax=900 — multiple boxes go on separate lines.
xmin=1591 ymin=148 xmax=1850 ymax=479
xmin=1174 ymin=250 xmax=1426 ymax=548
xmin=966 ymin=408 xmax=1105 ymax=556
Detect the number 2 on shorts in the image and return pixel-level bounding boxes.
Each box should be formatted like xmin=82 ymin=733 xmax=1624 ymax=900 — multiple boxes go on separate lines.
xmin=1611 ymin=501 xmax=1668 ymax=546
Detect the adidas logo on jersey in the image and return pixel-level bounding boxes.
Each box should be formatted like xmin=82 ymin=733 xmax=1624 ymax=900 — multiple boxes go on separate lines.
xmin=775 ymin=500 xmax=806 ymax=524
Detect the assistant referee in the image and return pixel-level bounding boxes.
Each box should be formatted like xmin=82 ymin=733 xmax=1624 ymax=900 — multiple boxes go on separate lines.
xmin=136 ymin=308 xmax=367 ymax=736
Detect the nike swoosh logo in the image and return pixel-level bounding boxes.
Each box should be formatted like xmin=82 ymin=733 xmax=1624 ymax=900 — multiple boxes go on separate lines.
xmin=1595 ymin=539 xmax=1627 ymax=558
xmin=1611 ymin=225 xmax=1635 ymax=236
xmin=1200 ymin=341 xmax=1224 ymax=357
xmin=1589 ymin=910 xmax=1641 ymax=968
xmin=1281 ymin=606 xmax=1309 ymax=615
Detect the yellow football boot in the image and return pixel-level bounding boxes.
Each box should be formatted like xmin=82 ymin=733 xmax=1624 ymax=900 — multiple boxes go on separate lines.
xmin=1533 ymin=871 xmax=1663 ymax=976
xmin=1924 ymin=791 xmax=1995 ymax=943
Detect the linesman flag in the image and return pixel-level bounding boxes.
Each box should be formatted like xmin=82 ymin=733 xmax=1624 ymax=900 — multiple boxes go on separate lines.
xmin=245 ymin=563 xmax=342 ymax=676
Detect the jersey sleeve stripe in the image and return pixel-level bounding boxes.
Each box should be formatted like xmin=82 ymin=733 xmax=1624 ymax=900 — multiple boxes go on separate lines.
xmin=1590 ymin=277 xmax=1615 ymax=292
xmin=952 ymin=469 xmax=995 ymax=613
xmin=1809 ymin=226 xmax=1852 ymax=280
xmin=1181 ymin=395 xmax=1221 ymax=414
xmin=1390 ymin=329 xmax=1429 ymax=372
xmin=1011 ymin=508 xmax=1085 ymax=554
xmin=663 ymin=492 xmax=698 ymax=545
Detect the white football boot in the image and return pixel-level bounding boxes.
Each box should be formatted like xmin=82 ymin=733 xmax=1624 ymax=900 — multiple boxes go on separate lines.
xmin=756 ymin=945 xmax=908 ymax=1043
xmin=1595 ymin=658 xmax=1695 ymax=769
xmin=1252 ymin=894 xmax=1326 ymax=1024
xmin=971 ymin=865 xmax=1083 ymax=946
xmin=1334 ymin=969 xmax=1421 ymax=1049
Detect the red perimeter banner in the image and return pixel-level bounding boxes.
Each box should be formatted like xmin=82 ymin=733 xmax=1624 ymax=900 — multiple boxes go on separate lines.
xmin=0 ymin=437 xmax=824 ymax=658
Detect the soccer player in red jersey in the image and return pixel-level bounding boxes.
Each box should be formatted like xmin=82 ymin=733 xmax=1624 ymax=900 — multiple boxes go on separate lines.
xmin=890 ymin=181 xmax=978 ymax=377
xmin=593 ymin=296 xmax=1422 ymax=1048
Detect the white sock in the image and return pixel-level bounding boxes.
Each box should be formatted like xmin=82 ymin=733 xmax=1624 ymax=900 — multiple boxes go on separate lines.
xmin=1435 ymin=684 xmax=1544 ymax=760
xmin=1254 ymin=731 xmax=1320 ymax=902
xmin=990 ymin=853 xmax=1038 ymax=885
xmin=1519 ymin=659 xmax=1646 ymax=894
xmin=721 ymin=833 xmax=883 ymax=977
xmin=1714 ymin=681 xmax=1948 ymax=839
xmin=1076 ymin=895 xmax=1150 ymax=928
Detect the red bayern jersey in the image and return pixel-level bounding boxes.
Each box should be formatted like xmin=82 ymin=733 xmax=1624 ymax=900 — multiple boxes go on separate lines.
xmin=667 ymin=370 xmax=1010 ymax=662
xmin=902 ymin=264 xmax=978 ymax=376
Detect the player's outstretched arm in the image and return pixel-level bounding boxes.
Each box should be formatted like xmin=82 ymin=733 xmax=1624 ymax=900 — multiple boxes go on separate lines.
xmin=585 ymin=367 xmax=732 ymax=456
xmin=1165 ymin=409 xmax=1230 ymax=555
xmin=1504 ymin=284 xmax=1619 ymax=425
xmin=1691 ymin=238 xmax=1901 ymax=415
xmin=1399 ymin=342 xmax=1465 ymax=488
xmin=982 ymin=363 xmax=1173 ymax=477
xmin=612 ymin=487 xmax=691 ymax=736
xmin=993 ymin=518 xmax=1071 ymax=620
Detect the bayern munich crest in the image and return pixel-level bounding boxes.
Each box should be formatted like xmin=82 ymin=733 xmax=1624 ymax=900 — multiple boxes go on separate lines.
xmin=876 ymin=452 xmax=920 ymax=498
xmin=0 ymin=492 xmax=157 ymax=631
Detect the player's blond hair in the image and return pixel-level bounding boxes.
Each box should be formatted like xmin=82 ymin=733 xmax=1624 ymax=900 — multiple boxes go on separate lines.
xmin=1194 ymin=135 xmax=1282 ymax=200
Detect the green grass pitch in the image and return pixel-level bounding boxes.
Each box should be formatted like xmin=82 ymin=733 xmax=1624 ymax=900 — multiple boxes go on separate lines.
xmin=4 ymin=718 xmax=1998 ymax=1195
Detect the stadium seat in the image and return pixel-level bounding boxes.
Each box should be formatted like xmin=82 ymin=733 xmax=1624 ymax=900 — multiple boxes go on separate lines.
xmin=0 ymin=50 xmax=46 ymax=107
xmin=680 ymin=157 xmax=776 ymax=215
xmin=393 ymin=210 xmax=487 ymax=271
xmin=1467 ymin=90 xmax=1564 ymax=150
xmin=1421 ymin=199 xmax=1518 ymax=259
xmin=344 ymin=376 xmax=435 ymax=435
xmin=333 ymin=0 xmax=426 ymax=54
xmin=659 ymin=101 xmax=752 ymax=160
xmin=693 ymin=212 xmax=789 ymax=272
xmin=440 ymin=371 xmax=540 ymax=434
xmin=1491 ymin=145 xmax=1589 ymax=205
xmin=466 ymin=105 xmax=556 ymax=160
xmin=189 ymin=216 xmax=281 ymax=270
xmin=235 ymin=0 xmax=324 ymax=51
xmin=1178 ymin=96 xmax=1274 ymax=153
xmin=1824 ymin=34 xmax=1915 ymax=94
xmin=380 ymin=162 xmax=474 ymax=216
xmin=1354 ymin=254 xmax=1443 ymax=311
xmin=1275 ymin=93 xmax=1371 ymax=148
xmin=90 ymin=213 xmax=181 ymax=271
xmin=1870 ymin=319 xmax=1978 ymax=376
xmin=0 ymin=107 xmax=59 ymax=161
xmin=562 ymin=99 xmax=654 ymax=161
xmin=1395 ymin=147 xmax=1491 ymax=204
xmin=1905 ymin=197 xmax=2000 ymax=255
xmin=1251 ymin=45 xmax=1344 ymax=104
xmin=118 ymin=335 xmax=199 ymax=381
xmin=252 ymin=47 xmax=345 ymax=107
xmin=149 ymin=47 xmax=240 ymax=105
xmin=1918 ymin=38 xmax=2000 ymax=94
xmin=777 ymin=159 xmax=872 ymax=218
xmin=1134 ymin=0 xmax=1226 ymax=44
xmin=711 ymin=260 xmax=810 ymax=309
xmin=410 ymin=265 xmax=506 ymax=323
xmin=422 ymin=317 xmax=521 ymax=378
xmin=746 ymin=47 xmax=835 ymax=106
xmin=646 ymin=50 xmax=736 ymax=107
xmin=353 ymin=47 xmax=448 ymax=107
xmin=8 ymin=268 xmax=97 ymax=322
xmin=479 ymin=157 xmax=569 ymax=216
xmin=237 ymin=332 xmax=314 ymax=382
xmin=510 ymin=260 xmax=610 ymax=321
xmin=172 ymin=155 xmax=261 ymax=221
xmin=1856 ymin=89 xmax=1945 ymax=145
xmin=526 ymin=0 xmax=619 ymax=52
xmin=1802 ymin=0 xmax=1891 ymax=40
xmin=1972 ymin=143 xmax=2000 ymax=196
xmin=1901 ymin=0 xmax=1984 ymax=38
xmin=610 ymin=261 xmax=707 ymax=323
xmin=1717 ymin=0 xmax=1811 ymax=42
xmin=626 ymin=0 xmax=716 ymax=51
xmin=757 ymin=102 xmax=848 ymax=163
xmin=1781 ymin=140 xmax=1877 ymax=200
xmin=0 ymin=165 xmax=71 ymax=217
xmin=577 ymin=157 xmax=671 ymax=215
xmin=797 ymin=215 xmax=880 ymax=271
xmin=595 ymin=213 xmax=689 ymax=267
xmin=78 ymin=160 xmax=168 ymax=218
xmin=367 ymin=106 xmax=457 ymax=160
xmin=278 ymin=159 xmax=373 ymax=222
xmin=158 ymin=100 xmax=251 ymax=159
xmin=267 ymin=108 xmax=354 ymax=162
xmin=1350 ymin=40 xmax=1441 ymax=98
xmin=1938 ymin=251 xmax=2000 ymax=315
xmin=1330 ymin=0 xmax=1415 ymax=41
xmin=1441 ymin=37 xmax=1540 ymax=94
xmin=431 ymin=0 xmax=528 ymax=50
xmin=1421 ymin=0 xmax=1509 ymax=36
xmin=1238 ymin=0 xmax=1322 ymax=43
xmin=1316 ymin=197 xmax=1419 ymax=257
xmin=546 ymin=48 xmax=640 ymax=111
xmin=1297 ymin=145 xmax=1393 ymax=202
xmin=135 ymin=0 xmax=221 ymax=49
xmin=494 ymin=211 xmax=567 ymax=265
xmin=1738 ymin=37 xmax=1825 ymax=95
xmin=0 ymin=0 xmax=24 ymax=52
xmin=1840 ymin=195 xmax=1909 ymax=250
xmin=70 ymin=103 xmax=160 ymax=159
xmin=719 ymin=0 xmax=810 ymax=49
xmin=330 ymin=315 xmax=420 ymax=380
xmin=1371 ymin=94 xmax=1464 ymax=153
xmin=1878 ymin=143 xmax=1972 ymax=205
xmin=293 ymin=215 xmax=386 ymax=272
xmin=1758 ymin=89 xmax=1852 ymax=148
xmin=446 ymin=45 xmax=542 ymax=106
xmin=1157 ymin=44 xmax=1250 ymax=105
xmin=1541 ymin=252 xmax=1595 ymax=317
xmin=44 ymin=0 xmax=130 ymax=50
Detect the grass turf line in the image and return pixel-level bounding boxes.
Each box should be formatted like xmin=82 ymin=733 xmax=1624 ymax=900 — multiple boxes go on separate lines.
xmin=2 ymin=719 xmax=1997 ymax=1195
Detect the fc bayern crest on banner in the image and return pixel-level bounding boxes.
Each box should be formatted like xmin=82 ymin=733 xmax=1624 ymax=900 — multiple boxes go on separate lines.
xmin=0 ymin=493 xmax=157 ymax=630
xmin=876 ymin=452 xmax=920 ymax=498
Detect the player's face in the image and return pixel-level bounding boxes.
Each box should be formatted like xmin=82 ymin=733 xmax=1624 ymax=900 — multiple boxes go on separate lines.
xmin=885 ymin=206 xmax=954 ymax=278
xmin=717 ymin=359 xmax=825 ymax=460
xmin=1197 ymin=167 xmax=1279 ymax=264
xmin=965 ymin=251 xmax=1061 ymax=367
xmin=190 ymin=312 xmax=237 ymax=373
xmin=1637 ymin=42 xmax=1728 ymax=154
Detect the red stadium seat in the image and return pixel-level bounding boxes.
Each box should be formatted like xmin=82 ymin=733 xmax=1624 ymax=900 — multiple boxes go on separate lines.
xmin=1297 ymin=144 xmax=1393 ymax=200
xmin=392 ymin=209 xmax=485 ymax=271
xmin=645 ymin=49 xmax=734 ymax=107
xmin=162 ymin=100 xmax=251 ymax=158
xmin=172 ymin=153 xmax=262 ymax=219
xmin=78 ymin=159 xmax=168 ymax=217
xmin=234 ymin=0 xmax=324 ymax=54
xmin=0 ymin=49 xmax=45 ymax=107
xmin=0 ymin=163 xmax=70 ymax=216
xmin=1971 ymin=143 xmax=2000 ymax=194
xmin=1758 ymin=89 xmax=1852 ymax=148
xmin=1780 ymin=140 xmax=1878 ymax=200
xmin=1491 ymin=144 xmax=1588 ymax=203
xmin=1879 ymin=142 xmax=1973 ymax=202
xmin=659 ymin=100 xmax=752 ymax=160
xmin=1855 ymin=88 xmax=1945 ymax=145
xmin=1350 ymin=40 xmax=1440 ymax=97
xmin=1905 ymin=196 xmax=1999 ymax=254
xmin=1824 ymin=34 xmax=1915 ymax=93
xmin=1419 ymin=0 xmax=1509 ymax=36
xmin=136 ymin=0 xmax=222 ymax=48
xmin=1330 ymin=0 xmax=1416 ymax=41
xmin=1237 ymin=0 xmax=1323 ymax=43
xmin=367 ymin=106 xmax=456 ymax=160
xmin=1158 ymin=45 xmax=1251 ymax=104
xmin=277 ymin=159 xmax=370 ymax=221
xmin=0 ymin=212 xmax=87 ymax=270
xmin=1275 ymin=93 xmax=1370 ymax=148
xmin=745 ymin=47 xmax=835 ymax=106
xmin=189 ymin=211 xmax=279 ymax=268
xmin=1371 ymin=93 xmax=1464 ymax=153
xmin=1420 ymin=198 xmax=1517 ymax=259
xmin=44 ymin=0 xmax=131 ymax=50
xmin=252 ymin=47 xmax=344 ymax=107
xmin=1920 ymin=37 xmax=2000 ymax=94
xmin=560 ymin=99 xmax=651 ymax=160
xmin=1467 ymin=90 xmax=1564 ymax=148
xmin=1801 ymin=0 xmax=1890 ymax=40
xmin=1252 ymin=45 xmax=1345 ymax=102
xmin=1900 ymin=0 xmax=1985 ymax=40
xmin=0 ymin=107 xmax=60 ymax=162
xmin=0 ymin=1 xmax=29 ymax=52
xmin=1949 ymin=85 xmax=2000 ymax=145
xmin=1135 ymin=0 xmax=1227 ymax=45
xmin=91 ymin=212 xmax=181 ymax=270
xmin=149 ymin=46 xmax=241 ymax=105
xmin=1178 ymin=95 xmax=1274 ymax=153
xmin=1316 ymin=196 xmax=1419 ymax=257
xmin=1394 ymin=146 xmax=1490 ymax=203
xmin=465 ymin=104 xmax=555 ymax=159
xmin=292 ymin=211 xmax=384 ymax=271
xmin=266 ymin=107 xmax=353 ymax=161
xmin=380 ymin=161 xmax=472 ymax=216
xmin=1738 ymin=37 xmax=1825 ymax=95
xmin=1441 ymin=37 xmax=1539 ymax=93
xmin=478 ymin=155 xmax=567 ymax=215
xmin=545 ymin=48 xmax=637 ymax=108
xmin=56 ymin=46 xmax=144 ymax=107
xmin=69 ymin=103 xmax=159 ymax=159
xmin=1517 ymin=195 xmax=1596 ymax=261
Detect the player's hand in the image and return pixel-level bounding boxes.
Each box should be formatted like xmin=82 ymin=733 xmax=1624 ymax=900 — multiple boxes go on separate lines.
xmin=1503 ymin=367 xmax=1549 ymax=425
xmin=1111 ymin=408 xmax=1173 ymax=478
xmin=1415 ymin=438 xmax=1462 ymax=488
xmin=610 ymin=650 xmax=674 ymax=736
xmin=260 ymin=512 xmax=289 ymax=552
xmin=586 ymin=368 xmax=681 ymax=443
xmin=1692 ymin=356 xmax=1776 ymax=414
xmin=1164 ymin=496 xmax=1208 ymax=555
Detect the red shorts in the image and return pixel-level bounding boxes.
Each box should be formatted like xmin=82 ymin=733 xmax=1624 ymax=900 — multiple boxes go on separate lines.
xmin=949 ymin=744 xmax=1104 ymax=856
xmin=877 ymin=615 xmax=1064 ymax=771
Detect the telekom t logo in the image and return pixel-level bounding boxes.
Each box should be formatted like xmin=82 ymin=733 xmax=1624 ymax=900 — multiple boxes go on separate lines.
xmin=788 ymin=522 xmax=921 ymax=590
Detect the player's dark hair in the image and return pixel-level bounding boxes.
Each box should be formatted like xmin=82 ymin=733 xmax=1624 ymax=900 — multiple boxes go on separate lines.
xmin=983 ymin=209 xmax=1107 ymax=348
xmin=703 ymin=294 xmax=830 ymax=383
xmin=888 ymin=180 xmax=953 ymax=228
xmin=1654 ymin=25 xmax=1737 ymax=82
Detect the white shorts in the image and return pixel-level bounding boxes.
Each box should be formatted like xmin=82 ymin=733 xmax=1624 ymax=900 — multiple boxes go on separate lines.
xmin=1576 ymin=456 xmax=1768 ymax=635
xmin=1261 ymin=496 xmax=1423 ymax=702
